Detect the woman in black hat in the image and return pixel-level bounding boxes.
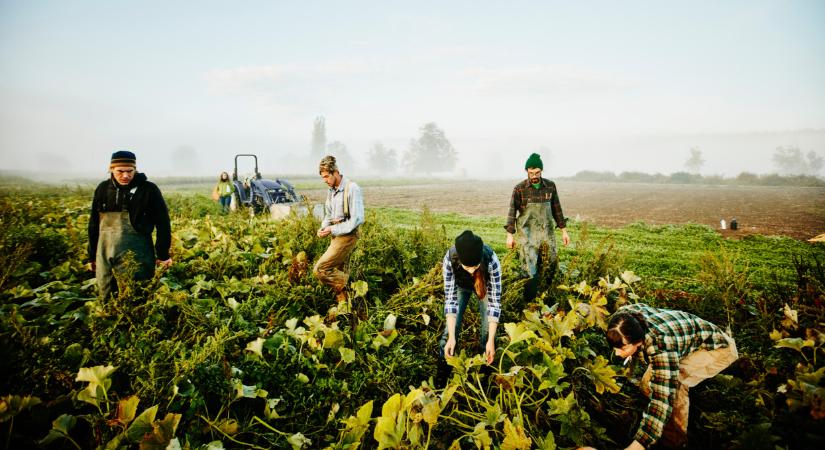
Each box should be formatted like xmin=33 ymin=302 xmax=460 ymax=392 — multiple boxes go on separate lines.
xmin=440 ymin=230 xmax=503 ymax=364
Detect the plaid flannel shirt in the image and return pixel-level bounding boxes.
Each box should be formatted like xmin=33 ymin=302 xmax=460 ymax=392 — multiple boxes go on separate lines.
xmin=504 ymin=178 xmax=566 ymax=234
xmin=620 ymin=303 xmax=733 ymax=447
xmin=442 ymin=249 xmax=502 ymax=321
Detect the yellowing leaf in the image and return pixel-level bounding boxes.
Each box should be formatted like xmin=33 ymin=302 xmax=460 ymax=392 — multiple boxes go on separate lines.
xmin=587 ymin=355 xmax=621 ymax=394
xmin=620 ymin=270 xmax=641 ymax=285
xmin=323 ymin=329 xmax=345 ymax=349
xmin=125 ymin=405 xmax=158 ymax=442
xmin=245 ymin=338 xmax=265 ymax=358
xmin=351 ymin=280 xmax=369 ymax=298
xmin=115 ymin=396 xmax=140 ymax=426
xmin=501 ymin=417 xmax=531 ymax=450
xmin=339 ymin=347 xmax=355 ymax=364
xmin=504 ymin=323 xmax=536 ymax=344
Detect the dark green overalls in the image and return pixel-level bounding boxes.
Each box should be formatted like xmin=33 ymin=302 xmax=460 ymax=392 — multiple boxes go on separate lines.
xmin=95 ymin=211 xmax=155 ymax=300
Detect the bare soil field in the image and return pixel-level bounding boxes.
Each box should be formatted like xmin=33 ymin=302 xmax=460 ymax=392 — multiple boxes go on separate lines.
xmin=305 ymin=181 xmax=825 ymax=240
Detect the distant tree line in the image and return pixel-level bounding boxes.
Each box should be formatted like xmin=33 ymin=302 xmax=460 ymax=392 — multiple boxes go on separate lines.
xmin=310 ymin=118 xmax=457 ymax=175
xmin=565 ymin=170 xmax=825 ymax=187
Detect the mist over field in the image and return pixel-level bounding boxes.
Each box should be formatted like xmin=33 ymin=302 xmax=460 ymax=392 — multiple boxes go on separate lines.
xmin=1 ymin=1 xmax=824 ymax=181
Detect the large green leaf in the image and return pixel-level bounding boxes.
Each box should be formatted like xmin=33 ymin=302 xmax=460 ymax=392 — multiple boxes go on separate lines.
xmin=126 ymin=405 xmax=158 ymax=443
xmin=76 ymin=365 xmax=117 ymax=407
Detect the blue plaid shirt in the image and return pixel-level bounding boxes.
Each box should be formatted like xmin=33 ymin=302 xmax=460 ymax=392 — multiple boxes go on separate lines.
xmin=442 ymin=249 xmax=502 ymax=321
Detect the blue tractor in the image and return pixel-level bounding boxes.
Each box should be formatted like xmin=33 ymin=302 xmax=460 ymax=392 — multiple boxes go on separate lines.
xmin=231 ymin=154 xmax=303 ymax=219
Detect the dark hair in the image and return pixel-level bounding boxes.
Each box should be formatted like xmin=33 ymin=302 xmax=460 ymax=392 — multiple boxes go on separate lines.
xmin=606 ymin=311 xmax=647 ymax=348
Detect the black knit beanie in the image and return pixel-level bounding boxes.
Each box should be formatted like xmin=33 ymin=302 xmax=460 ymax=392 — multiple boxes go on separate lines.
xmin=455 ymin=230 xmax=483 ymax=267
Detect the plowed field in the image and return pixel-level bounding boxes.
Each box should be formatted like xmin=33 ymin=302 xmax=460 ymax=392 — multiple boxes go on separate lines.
xmin=305 ymin=181 xmax=825 ymax=240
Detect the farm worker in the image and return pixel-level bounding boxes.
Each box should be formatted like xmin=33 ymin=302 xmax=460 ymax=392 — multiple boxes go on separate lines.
xmin=314 ymin=155 xmax=364 ymax=303
xmin=607 ymin=304 xmax=738 ymax=449
xmin=88 ymin=150 xmax=173 ymax=300
xmin=504 ymin=152 xmax=570 ymax=302
xmin=213 ymin=171 xmax=235 ymax=213
xmin=440 ymin=230 xmax=502 ymax=364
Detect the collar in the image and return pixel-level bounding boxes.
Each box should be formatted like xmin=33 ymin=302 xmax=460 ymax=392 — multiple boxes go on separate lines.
xmin=331 ymin=176 xmax=349 ymax=193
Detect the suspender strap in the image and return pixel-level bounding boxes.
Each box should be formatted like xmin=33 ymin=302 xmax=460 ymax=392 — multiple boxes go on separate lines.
xmin=343 ymin=180 xmax=351 ymax=220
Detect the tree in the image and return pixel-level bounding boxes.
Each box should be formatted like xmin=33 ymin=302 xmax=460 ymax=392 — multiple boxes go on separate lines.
xmin=402 ymin=122 xmax=457 ymax=174
xmin=684 ymin=147 xmax=704 ymax=174
xmin=367 ymin=142 xmax=398 ymax=174
xmin=326 ymin=141 xmax=354 ymax=172
xmin=172 ymin=145 xmax=200 ymax=172
xmin=772 ymin=146 xmax=823 ymax=175
xmin=311 ymin=116 xmax=327 ymax=160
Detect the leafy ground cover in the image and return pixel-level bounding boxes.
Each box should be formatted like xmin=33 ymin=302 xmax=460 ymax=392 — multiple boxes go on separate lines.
xmin=0 ymin=188 xmax=823 ymax=449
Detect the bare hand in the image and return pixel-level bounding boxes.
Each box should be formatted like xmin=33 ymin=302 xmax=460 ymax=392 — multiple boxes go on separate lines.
xmin=157 ymin=258 xmax=173 ymax=269
xmin=485 ymin=340 xmax=496 ymax=364
xmin=444 ymin=336 xmax=456 ymax=358
xmin=624 ymin=440 xmax=645 ymax=450
xmin=506 ymin=233 xmax=515 ymax=249
xmin=561 ymin=228 xmax=570 ymax=246
xmin=317 ymin=227 xmax=332 ymax=237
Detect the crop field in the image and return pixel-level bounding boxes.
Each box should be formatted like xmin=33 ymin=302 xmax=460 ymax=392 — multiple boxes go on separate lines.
xmin=0 ymin=181 xmax=823 ymax=450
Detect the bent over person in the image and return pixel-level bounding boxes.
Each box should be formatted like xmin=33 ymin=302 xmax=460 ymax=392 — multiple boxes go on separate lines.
xmin=440 ymin=230 xmax=502 ymax=364
xmin=505 ymin=152 xmax=570 ymax=302
xmin=88 ymin=150 xmax=172 ymax=300
xmin=314 ymin=155 xmax=364 ymax=303
xmin=608 ymin=303 xmax=738 ymax=449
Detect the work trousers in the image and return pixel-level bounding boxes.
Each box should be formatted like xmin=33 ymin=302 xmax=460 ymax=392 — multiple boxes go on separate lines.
xmin=640 ymin=333 xmax=738 ymax=441
xmin=313 ymin=231 xmax=359 ymax=293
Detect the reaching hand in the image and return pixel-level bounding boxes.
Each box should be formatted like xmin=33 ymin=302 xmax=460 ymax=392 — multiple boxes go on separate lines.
xmin=317 ymin=227 xmax=332 ymax=238
xmin=444 ymin=337 xmax=456 ymax=358
xmin=158 ymin=258 xmax=173 ymax=269
xmin=485 ymin=340 xmax=496 ymax=364
xmin=561 ymin=228 xmax=571 ymax=246
xmin=506 ymin=233 xmax=515 ymax=249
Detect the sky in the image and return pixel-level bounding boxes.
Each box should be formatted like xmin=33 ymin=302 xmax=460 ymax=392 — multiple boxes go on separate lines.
xmin=1 ymin=0 xmax=824 ymax=179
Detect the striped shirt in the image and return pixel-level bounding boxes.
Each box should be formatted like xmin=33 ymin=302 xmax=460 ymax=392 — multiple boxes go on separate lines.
xmin=321 ymin=176 xmax=365 ymax=236
xmin=442 ymin=248 xmax=502 ymax=321
xmin=504 ymin=178 xmax=566 ymax=234
xmin=620 ymin=303 xmax=732 ymax=447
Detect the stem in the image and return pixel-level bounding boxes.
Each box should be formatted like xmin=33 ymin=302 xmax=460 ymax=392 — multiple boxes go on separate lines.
xmin=5 ymin=418 xmax=12 ymax=450
xmin=251 ymin=416 xmax=291 ymax=436
xmin=198 ymin=415 xmax=268 ymax=449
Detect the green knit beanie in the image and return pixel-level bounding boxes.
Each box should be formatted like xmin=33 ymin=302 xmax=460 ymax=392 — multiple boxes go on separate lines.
xmin=525 ymin=153 xmax=543 ymax=170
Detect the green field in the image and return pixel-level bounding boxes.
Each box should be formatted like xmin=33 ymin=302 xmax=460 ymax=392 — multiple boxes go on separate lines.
xmin=1 ymin=186 xmax=823 ymax=449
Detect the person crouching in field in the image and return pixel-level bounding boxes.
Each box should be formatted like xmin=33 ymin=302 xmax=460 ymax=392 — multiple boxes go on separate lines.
xmin=440 ymin=230 xmax=502 ymax=365
xmin=88 ymin=150 xmax=172 ymax=301
xmin=608 ymin=304 xmax=738 ymax=449
xmin=313 ymin=155 xmax=364 ymax=303
xmin=213 ymin=171 xmax=235 ymax=213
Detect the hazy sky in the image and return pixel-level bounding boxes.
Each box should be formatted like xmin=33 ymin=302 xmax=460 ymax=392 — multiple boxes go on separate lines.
xmin=1 ymin=0 xmax=824 ymax=178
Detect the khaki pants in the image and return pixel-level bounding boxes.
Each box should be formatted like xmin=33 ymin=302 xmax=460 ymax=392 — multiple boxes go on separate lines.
xmin=641 ymin=334 xmax=738 ymax=441
xmin=313 ymin=232 xmax=359 ymax=293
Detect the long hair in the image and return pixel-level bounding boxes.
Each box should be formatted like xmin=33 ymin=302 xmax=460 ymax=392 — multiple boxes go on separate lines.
xmin=473 ymin=269 xmax=487 ymax=299
xmin=219 ymin=171 xmax=229 ymax=181
xmin=606 ymin=311 xmax=647 ymax=347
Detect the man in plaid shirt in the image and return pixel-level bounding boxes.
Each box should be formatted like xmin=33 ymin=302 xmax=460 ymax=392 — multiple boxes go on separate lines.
xmin=607 ymin=304 xmax=738 ymax=449
xmin=504 ymin=153 xmax=570 ymax=302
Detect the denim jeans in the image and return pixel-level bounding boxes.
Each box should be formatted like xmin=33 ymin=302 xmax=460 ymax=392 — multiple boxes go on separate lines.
xmin=219 ymin=195 xmax=231 ymax=212
xmin=439 ymin=287 xmax=489 ymax=357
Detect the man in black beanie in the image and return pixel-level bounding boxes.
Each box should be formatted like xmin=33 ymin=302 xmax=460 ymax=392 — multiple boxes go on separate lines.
xmin=440 ymin=230 xmax=502 ymax=365
xmin=88 ymin=150 xmax=172 ymax=300
xmin=504 ymin=153 xmax=570 ymax=303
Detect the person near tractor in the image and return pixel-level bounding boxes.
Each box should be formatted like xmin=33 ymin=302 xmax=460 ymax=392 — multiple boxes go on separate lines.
xmin=213 ymin=171 xmax=235 ymax=213
xmin=88 ymin=150 xmax=173 ymax=300
xmin=607 ymin=304 xmax=738 ymax=449
xmin=314 ymin=155 xmax=364 ymax=303
xmin=440 ymin=230 xmax=502 ymax=365
xmin=504 ymin=152 xmax=570 ymax=302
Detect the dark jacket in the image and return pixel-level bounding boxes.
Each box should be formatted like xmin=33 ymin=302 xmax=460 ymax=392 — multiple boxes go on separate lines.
xmin=88 ymin=173 xmax=172 ymax=261
xmin=448 ymin=244 xmax=494 ymax=290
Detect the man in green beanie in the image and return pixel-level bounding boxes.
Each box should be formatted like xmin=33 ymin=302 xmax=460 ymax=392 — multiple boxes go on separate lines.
xmin=504 ymin=152 xmax=570 ymax=303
